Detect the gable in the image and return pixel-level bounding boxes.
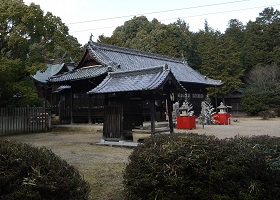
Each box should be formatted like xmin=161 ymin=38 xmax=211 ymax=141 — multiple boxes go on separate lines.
xmin=76 ymin=50 xmax=100 ymax=69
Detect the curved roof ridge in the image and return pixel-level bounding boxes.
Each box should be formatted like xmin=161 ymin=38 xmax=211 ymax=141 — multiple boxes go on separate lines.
xmin=108 ymin=65 xmax=164 ymax=77
xmin=49 ymin=65 xmax=109 ymax=82
xmin=145 ymin=70 xmax=167 ymax=90
xmin=76 ymin=65 xmax=102 ymax=70
xmin=88 ymin=41 xmax=183 ymax=64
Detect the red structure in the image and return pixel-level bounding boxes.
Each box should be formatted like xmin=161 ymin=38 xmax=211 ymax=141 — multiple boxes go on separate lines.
xmin=213 ymin=113 xmax=230 ymax=125
xmin=176 ymin=116 xmax=196 ymax=130
xmin=213 ymin=102 xmax=231 ymax=125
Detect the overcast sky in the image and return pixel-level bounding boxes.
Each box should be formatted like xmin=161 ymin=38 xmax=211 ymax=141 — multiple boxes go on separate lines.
xmin=23 ymin=0 xmax=280 ymax=45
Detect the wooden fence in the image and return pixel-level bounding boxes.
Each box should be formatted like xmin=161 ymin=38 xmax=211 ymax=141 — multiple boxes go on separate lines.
xmin=0 ymin=107 xmax=51 ymax=135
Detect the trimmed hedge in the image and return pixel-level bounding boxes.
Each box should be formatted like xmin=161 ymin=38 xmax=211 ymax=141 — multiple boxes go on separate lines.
xmin=124 ymin=134 xmax=280 ymax=200
xmin=0 ymin=140 xmax=90 ymax=200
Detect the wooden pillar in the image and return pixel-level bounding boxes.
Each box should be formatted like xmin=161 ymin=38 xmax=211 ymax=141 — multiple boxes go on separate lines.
xmin=103 ymin=94 xmax=109 ymax=139
xmin=104 ymin=94 xmax=108 ymax=106
xmin=150 ymin=95 xmax=156 ymax=134
xmin=215 ymin=86 xmax=218 ymax=113
xmin=88 ymin=94 xmax=92 ymax=124
xmin=166 ymin=93 xmax=174 ymax=133
xmin=120 ymin=101 xmax=124 ymax=140
xmin=70 ymin=90 xmax=74 ymax=124
xmin=189 ymin=87 xmax=193 ymax=103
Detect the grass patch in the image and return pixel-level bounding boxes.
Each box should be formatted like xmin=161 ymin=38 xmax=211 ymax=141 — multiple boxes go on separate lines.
xmin=84 ymin=162 xmax=127 ymax=200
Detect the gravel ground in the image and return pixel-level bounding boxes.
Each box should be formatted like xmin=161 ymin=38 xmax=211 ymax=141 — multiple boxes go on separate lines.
xmin=2 ymin=117 xmax=280 ymax=161
xmin=180 ymin=117 xmax=280 ymax=139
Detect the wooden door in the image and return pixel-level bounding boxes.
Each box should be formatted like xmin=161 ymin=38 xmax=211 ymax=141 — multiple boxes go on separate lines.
xmin=103 ymin=106 xmax=123 ymax=140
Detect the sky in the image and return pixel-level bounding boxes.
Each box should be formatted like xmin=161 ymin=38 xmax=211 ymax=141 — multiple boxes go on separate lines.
xmin=23 ymin=0 xmax=280 ymax=45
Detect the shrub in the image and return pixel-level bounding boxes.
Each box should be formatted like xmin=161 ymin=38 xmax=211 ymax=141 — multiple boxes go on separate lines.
xmin=0 ymin=140 xmax=90 ymax=200
xmin=241 ymin=88 xmax=280 ymax=116
xmin=258 ymin=109 xmax=277 ymax=119
xmin=123 ymin=134 xmax=280 ymax=200
xmin=241 ymin=89 xmax=270 ymax=115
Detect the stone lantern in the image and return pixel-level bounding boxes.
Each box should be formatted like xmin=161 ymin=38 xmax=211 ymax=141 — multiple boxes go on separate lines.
xmin=217 ymin=102 xmax=227 ymax=113
xmin=176 ymin=101 xmax=196 ymax=130
xmin=213 ymin=102 xmax=231 ymax=125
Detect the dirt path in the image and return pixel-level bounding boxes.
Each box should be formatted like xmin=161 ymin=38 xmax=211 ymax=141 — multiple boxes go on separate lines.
xmin=1 ymin=117 xmax=280 ymax=199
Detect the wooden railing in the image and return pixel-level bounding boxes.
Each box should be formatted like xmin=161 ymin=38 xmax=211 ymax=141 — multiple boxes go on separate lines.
xmin=0 ymin=107 xmax=51 ymax=135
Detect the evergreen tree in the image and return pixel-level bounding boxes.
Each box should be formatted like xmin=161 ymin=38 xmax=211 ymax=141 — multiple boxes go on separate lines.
xmin=242 ymin=7 xmax=280 ymax=73
xmin=98 ymin=17 xmax=191 ymax=58
xmin=195 ymin=28 xmax=244 ymax=96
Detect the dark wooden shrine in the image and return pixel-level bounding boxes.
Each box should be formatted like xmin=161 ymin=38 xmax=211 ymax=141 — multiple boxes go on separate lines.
xmin=88 ymin=65 xmax=186 ymax=141
xmin=48 ymin=40 xmax=222 ymax=125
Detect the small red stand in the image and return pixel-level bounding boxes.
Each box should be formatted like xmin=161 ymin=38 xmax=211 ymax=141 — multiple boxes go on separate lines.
xmin=176 ymin=116 xmax=196 ymax=129
xmin=213 ymin=113 xmax=230 ymax=125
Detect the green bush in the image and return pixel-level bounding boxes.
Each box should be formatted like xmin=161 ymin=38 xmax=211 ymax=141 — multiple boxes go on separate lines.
xmin=0 ymin=140 xmax=90 ymax=200
xmin=123 ymin=134 xmax=280 ymax=200
xmin=241 ymin=89 xmax=280 ymax=116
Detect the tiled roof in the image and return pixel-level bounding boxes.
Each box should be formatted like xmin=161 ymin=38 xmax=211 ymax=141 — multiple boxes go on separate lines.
xmin=53 ymin=85 xmax=71 ymax=93
xmin=32 ymin=63 xmax=65 ymax=83
xmin=87 ymin=41 xmax=222 ymax=86
xmin=88 ymin=65 xmax=186 ymax=94
xmin=49 ymin=65 xmax=113 ymax=82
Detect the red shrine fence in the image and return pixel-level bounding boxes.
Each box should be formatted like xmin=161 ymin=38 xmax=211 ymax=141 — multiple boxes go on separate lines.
xmin=0 ymin=107 xmax=51 ymax=135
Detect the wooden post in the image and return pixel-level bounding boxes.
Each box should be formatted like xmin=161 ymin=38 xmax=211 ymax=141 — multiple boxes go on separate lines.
xmin=70 ymin=90 xmax=73 ymax=124
xmin=215 ymin=86 xmax=218 ymax=113
xmin=150 ymin=96 xmax=155 ymax=134
xmin=88 ymin=94 xmax=92 ymax=124
xmin=102 ymin=94 xmax=108 ymax=139
xmin=120 ymin=101 xmax=124 ymax=140
xmin=166 ymin=94 xmax=174 ymax=133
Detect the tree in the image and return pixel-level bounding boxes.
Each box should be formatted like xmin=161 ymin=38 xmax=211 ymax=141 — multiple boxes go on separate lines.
xmin=242 ymin=7 xmax=280 ymax=73
xmin=241 ymin=89 xmax=278 ymax=115
xmin=98 ymin=17 xmax=191 ymax=58
xmin=98 ymin=16 xmax=156 ymax=47
xmin=0 ymin=0 xmax=83 ymax=107
xmin=225 ymin=19 xmax=245 ymax=48
xmin=247 ymin=63 xmax=280 ymax=91
xmin=241 ymin=63 xmax=280 ymax=115
xmin=194 ymin=26 xmax=244 ymax=96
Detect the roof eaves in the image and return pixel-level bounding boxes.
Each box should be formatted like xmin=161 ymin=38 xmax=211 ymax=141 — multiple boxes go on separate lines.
xmin=88 ymin=64 xmax=186 ymax=94
xmin=145 ymin=66 xmax=170 ymax=90
xmin=49 ymin=65 xmax=107 ymax=83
